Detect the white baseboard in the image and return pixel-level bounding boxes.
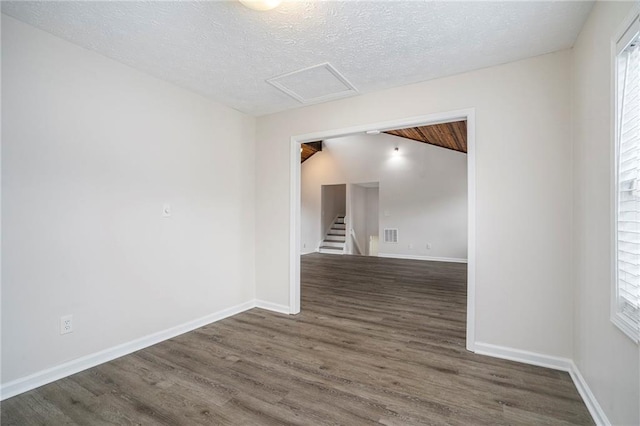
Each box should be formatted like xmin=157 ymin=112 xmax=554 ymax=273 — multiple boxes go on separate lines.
xmin=568 ymin=361 xmax=610 ymax=426
xmin=255 ymin=299 xmax=291 ymax=315
xmin=1 ymin=298 xmax=292 ymax=401
xmin=474 ymin=342 xmax=573 ymax=371
xmin=378 ymin=253 xmax=468 ymax=263
xmin=474 ymin=342 xmax=610 ymax=426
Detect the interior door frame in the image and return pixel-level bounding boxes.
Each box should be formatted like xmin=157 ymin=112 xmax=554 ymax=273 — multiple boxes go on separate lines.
xmin=289 ymin=108 xmax=477 ymax=352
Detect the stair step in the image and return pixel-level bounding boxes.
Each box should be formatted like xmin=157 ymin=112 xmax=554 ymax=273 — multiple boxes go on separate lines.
xmin=326 ymin=237 xmax=346 ymax=242
xmin=322 ymin=241 xmax=344 ymax=248
xmin=319 ymin=246 xmax=344 ymax=254
xmin=332 ymin=224 xmax=346 ymax=230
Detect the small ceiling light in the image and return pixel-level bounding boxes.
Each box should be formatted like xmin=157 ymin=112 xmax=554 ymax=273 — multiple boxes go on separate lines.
xmin=393 ymin=147 xmax=400 ymax=154
xmin=239 ymin=0 xmax=281 ymax=11
xmin=366 ymin=130 xmax=381 ymax=135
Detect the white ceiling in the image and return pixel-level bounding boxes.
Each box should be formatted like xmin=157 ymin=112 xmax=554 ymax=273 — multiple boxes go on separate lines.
xmin=1 ymin=1 xmax=594 ymax=116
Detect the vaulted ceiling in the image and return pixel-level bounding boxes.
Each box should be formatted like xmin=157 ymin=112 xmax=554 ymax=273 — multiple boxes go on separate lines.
xmin=301 ymin=141 xmax=322 ymax=163
xmin=385 ymin=121 xmax=467 ymax=153
xmin=300 ymin=121 xmax=467 ymax=164
xmin=1 ymin=1 xmax=593 ymax=116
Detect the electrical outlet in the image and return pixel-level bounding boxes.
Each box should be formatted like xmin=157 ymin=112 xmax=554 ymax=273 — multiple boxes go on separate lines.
xmin=426 ymin=243 xmax=432 ymax=250
xmin=60 ymin=315 xmax=73 ymax=335
xmin=162 ymin=203 xmax=171 ymax=218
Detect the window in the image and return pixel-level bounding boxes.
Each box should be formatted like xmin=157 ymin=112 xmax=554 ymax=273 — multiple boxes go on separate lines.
xmin=614 ymin=15 xmax=640 ymax=342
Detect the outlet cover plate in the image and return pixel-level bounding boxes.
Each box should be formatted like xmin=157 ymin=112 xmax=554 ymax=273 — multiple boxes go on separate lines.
xmin=60 ymin=315 xmax=73 ymax=335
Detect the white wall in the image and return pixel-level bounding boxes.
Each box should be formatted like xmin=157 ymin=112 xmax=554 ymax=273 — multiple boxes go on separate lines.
xmin=1 ymin=16 xmax=256 ymax=384
xmin=320 ymin=184 xmax=345 ymax=238
xmin=301 ymin=162 xmax=345 ymax=254
xmin=571 ymin=2 xmax=640 ymax=424
xmin=257 ymin=49 xmax=573 ymax=358
xmin=302 ymin=134 xmax=467 ymax=260
xmin=348 ymin=183 xmax=368 ymax=255
xmin=365 ymin=187 xmax=379 ymax=255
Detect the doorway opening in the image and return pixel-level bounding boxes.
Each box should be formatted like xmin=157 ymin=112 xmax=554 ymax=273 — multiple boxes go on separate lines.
xmin=347 ymin=182 xmax=379 ymax=256
xmin=318 ymin=184 xmax=347 ymax=254
xmin=315 ymin=182 xmax=380 ymax=256
xmin=289 ymin=108 xmax=476 ymax=351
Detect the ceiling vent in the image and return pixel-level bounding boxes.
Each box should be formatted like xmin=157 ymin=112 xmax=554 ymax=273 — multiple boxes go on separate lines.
xmin=266 ymin=63 xmax=358 ymax=104
xmin=383 ymin=228 xmax=398 ymax=244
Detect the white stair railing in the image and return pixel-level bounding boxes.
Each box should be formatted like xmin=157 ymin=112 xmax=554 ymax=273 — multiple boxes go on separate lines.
xmin=350 ymin=228 xmax=364 ymax=255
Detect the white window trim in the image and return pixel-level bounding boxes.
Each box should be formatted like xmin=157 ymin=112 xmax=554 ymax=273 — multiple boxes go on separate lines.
xmin=611 ymin=8 xmax=640 ymax=344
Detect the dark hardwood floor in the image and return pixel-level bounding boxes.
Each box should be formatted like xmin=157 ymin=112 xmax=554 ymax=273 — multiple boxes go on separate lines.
xmin=1 ymin=253 xmax=593 ymax=425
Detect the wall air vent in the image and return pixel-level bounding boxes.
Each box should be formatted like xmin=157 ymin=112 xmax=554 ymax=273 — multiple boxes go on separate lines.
xmin=383 ymin=228 xmax=398 ymax=244
xmin=266 ymin=63 xmax=358 ymax=105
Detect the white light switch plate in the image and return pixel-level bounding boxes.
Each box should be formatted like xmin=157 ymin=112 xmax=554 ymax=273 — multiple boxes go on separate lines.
xmin=162 ymin=203 xmax=171 ymax=217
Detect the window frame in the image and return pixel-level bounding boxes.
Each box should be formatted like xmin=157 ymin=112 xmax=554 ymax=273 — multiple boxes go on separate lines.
xmin=611 ymin=10 xmax=640 ymax=344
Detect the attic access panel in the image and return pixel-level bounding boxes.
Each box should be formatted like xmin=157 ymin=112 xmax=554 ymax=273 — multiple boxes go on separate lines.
xmin=267 ymin=63 xmax=358 ymax=105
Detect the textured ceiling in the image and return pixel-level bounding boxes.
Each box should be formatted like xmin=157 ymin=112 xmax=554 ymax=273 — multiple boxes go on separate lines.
xmin=1 ymin=1 xmax=594 ymax=116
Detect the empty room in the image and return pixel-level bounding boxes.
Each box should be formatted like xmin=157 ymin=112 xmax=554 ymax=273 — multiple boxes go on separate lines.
xmin=2 ymin=1 xmax=639 ymax=425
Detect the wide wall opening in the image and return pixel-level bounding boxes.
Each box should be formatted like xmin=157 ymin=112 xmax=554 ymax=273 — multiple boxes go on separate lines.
xmin=290 ymin=109 xmax=475 ymax=350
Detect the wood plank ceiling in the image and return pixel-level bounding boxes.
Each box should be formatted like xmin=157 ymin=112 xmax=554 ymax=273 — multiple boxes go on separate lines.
xmin=301 ymin=141 xmax=322 ymax=163
xmin=300 ymin=120 xmax=466 ymax=164
xmin=384 ymin=120 xmax=467 ymax=153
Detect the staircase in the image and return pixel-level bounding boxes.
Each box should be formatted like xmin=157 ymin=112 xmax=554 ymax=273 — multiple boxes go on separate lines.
xmin=319 ymin=216 xmax=346 ymax=255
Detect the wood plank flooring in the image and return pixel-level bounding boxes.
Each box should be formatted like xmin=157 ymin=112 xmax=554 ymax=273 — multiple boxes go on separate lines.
xmin=1 ymin=253 xmax=593 ymax=425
